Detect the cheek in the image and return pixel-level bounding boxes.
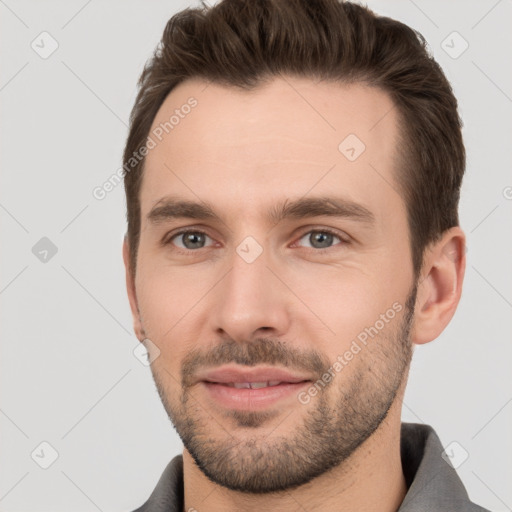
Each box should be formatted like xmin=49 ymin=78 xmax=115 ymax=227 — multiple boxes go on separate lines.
xmin=283 ymin=262 xmax=407 ymax=353
xmin=310 ymin=277 xmax=380 ymax=334
xmin=136 ymin=280 xmax=189 ymax=388
xmin=135 ymin=262 xmax=218 ymax=367
xmin=135 ymin=265 xmax=188 ymax=340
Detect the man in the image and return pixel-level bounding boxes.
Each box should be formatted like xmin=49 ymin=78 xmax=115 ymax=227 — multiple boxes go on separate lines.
xmin=122 ymin=0 xmax=490 ymax=510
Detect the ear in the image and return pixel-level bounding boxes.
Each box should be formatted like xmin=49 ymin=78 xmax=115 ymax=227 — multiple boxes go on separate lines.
xmin=122 ymin=235 xmax=145 ymax=342
xmin=410 ymin=226 xmax=466 ymax=345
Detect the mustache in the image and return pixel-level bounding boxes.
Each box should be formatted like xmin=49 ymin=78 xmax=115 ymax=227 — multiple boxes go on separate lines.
xmin=181 ymin=337 xmax=331 ymax=388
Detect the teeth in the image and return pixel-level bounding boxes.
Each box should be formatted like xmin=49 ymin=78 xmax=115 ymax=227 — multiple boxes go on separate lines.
xmin=233 ymin=382 xmax=251 ymax=389
xmin=229 ymin=381 xmax=282 ymax=389
xmin=249 ymin=381 xmax=269 ymax=389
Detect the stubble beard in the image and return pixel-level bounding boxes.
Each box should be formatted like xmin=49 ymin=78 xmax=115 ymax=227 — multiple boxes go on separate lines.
xmin=150 ymin=286 xmax=416 ymax=494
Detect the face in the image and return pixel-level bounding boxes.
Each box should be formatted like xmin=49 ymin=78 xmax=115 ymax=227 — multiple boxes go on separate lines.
xmin=126 ymin=76 xmax=417 ymax=493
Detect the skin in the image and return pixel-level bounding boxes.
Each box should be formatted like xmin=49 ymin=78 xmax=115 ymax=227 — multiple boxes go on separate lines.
xmin=123 ymin=76 xmax=466 ymax=512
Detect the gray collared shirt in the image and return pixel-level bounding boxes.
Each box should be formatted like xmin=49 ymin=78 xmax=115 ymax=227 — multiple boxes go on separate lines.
xmin=131 ymin=422 xmax=491 ymax=512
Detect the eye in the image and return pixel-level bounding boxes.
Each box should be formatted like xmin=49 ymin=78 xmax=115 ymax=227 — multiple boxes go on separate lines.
xmin=163 ymin=227 xmax=348 ymax=255
xmin=165 ymin=230 xmax=215 ymax=251
xmin=295 ymin=229 xmax=346 ymax=251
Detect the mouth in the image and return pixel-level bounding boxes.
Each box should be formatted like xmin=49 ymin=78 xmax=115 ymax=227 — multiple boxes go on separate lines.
xmin=196 ymin=365 xmax=313 ymax=386
xmin=200 ymin=379 xmax=311 ymax=410
xmin=195 ymin=366 xmax=314 ymax=410
xmin=204 ymin=380 xmax=309 ymax=389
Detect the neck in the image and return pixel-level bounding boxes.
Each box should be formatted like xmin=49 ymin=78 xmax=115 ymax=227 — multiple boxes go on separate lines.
xmin=183 ymin=400 xmax=407 ymax=512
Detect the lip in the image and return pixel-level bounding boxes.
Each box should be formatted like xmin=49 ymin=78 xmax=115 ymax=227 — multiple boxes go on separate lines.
xmin=201 ymin=381 xmax=311 ymax=410
xmin=195 ymin=365 xmax=312 ymax=411
xmin=196 ymin=365 xmax=313 ymax=385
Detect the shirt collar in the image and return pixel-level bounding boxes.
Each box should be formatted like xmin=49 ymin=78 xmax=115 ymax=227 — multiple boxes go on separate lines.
xmin=397 ymin=422 xmax=488 ymax=511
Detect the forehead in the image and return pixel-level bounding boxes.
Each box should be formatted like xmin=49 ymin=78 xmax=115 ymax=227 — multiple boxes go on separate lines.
xmin=141 ymin=76 xmax=403 ymax=224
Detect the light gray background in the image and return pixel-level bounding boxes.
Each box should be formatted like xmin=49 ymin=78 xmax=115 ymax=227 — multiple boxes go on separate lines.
xmin=1 ymin=1 xmax=511 ymax=511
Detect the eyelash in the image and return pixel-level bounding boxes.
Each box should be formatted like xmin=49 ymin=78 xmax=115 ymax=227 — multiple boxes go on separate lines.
xmin=163 ymin=227 xmax=349 ymax=256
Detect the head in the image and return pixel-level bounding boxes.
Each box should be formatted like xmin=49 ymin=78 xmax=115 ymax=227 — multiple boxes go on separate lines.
xmin=122 ymin=0 xmax=466 ymax=494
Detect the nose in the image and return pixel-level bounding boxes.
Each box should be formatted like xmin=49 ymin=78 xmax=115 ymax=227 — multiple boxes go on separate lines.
xmin=209 ymin=243 xmax=292 ymax=343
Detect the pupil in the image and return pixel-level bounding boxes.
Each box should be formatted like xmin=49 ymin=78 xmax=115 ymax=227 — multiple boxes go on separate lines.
xmin=184 ymin=233 xmax=204 ymax=249
xmin=312 ymin=232 xmax=332 ymax=248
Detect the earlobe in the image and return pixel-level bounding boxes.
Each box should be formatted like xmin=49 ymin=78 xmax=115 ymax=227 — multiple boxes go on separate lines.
xmin=410 ymin=227 xmax=466 ymax=345
xmin=122 ymin=235 xmax=145 ymax=342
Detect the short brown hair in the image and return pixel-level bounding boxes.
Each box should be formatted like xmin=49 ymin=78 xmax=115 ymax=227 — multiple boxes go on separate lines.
xmin=123 ymin=0 xmax=465 ymax=280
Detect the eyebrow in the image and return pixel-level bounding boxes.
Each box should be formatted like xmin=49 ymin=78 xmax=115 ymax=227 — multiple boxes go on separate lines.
xmin=146 ymin=195 xmax=375 ymax=226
